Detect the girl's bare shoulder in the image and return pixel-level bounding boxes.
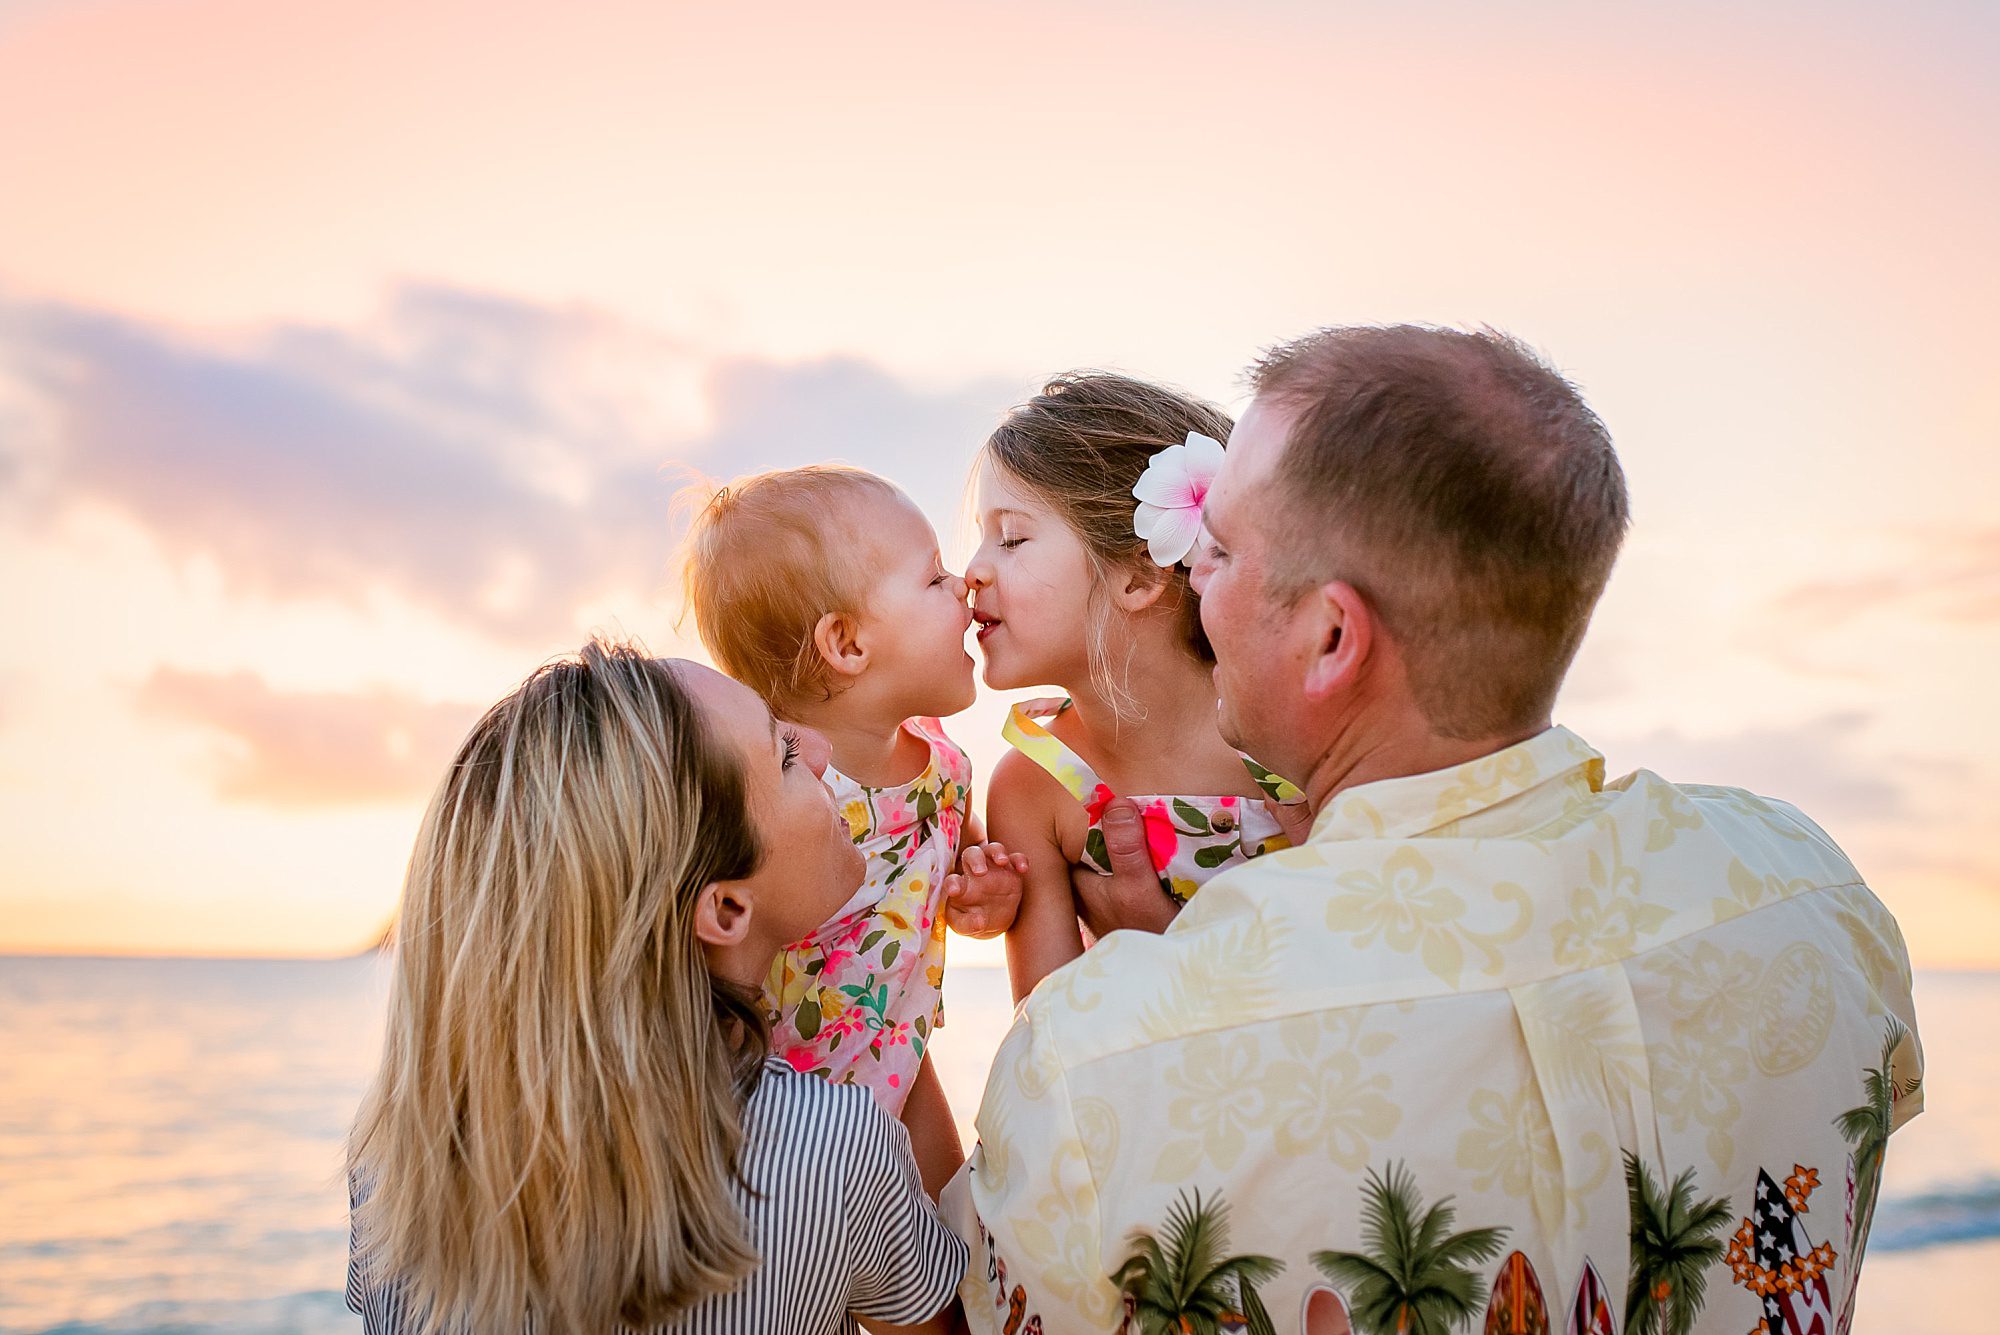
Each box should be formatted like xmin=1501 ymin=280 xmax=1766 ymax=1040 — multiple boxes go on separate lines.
xmin=986 ymin=747 xmax=1087 ymax=858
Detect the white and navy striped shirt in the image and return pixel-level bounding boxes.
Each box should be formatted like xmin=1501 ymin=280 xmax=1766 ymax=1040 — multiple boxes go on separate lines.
xmin=348 ymin=1059 xmax=966 ymax=1334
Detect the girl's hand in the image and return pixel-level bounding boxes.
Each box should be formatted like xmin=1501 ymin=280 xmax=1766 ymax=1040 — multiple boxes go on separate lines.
xmin=943 ymin=841 xmax=1028 ymax=939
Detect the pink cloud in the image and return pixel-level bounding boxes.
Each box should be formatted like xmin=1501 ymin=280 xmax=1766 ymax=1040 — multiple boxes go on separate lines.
xmin=137 ymin=668 xmax=482 ymax=807
xmin=1772 ymin=529 xmax=2000 ymax=628
xmin=0 ymin=286 xmax=1023 ymax=644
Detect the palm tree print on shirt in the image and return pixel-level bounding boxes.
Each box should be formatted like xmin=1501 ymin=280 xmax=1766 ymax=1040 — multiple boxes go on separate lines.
xmin=1622 ymin=1152 xmax=1732 ymax=1335
xmin=1310 ymin=1161 xmax=1510 ymax=1335
xmin=1113 ymin=1187 xmax=1284 ymax=1335
xmin=1834 ymin=1014 xmax=1917 ymax=1263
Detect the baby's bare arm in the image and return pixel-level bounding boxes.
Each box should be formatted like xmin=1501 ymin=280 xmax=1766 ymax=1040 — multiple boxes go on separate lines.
xmin=898 ymin=1054 xmax=963 ymax=1200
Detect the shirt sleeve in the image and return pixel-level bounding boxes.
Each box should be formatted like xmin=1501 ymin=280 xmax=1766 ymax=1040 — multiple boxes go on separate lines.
xmin=844 ymin=1095 xmax=969 ymax=1324
xmin=345 ymin=1170 xmax=367 ymax=1317
xmin=941 ymin=1000 xmax=1118 ymax=1335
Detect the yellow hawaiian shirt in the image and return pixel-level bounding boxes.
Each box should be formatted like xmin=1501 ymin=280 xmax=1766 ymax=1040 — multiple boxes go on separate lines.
xmin=944 ymin=726 xmax=1921 ymax=1335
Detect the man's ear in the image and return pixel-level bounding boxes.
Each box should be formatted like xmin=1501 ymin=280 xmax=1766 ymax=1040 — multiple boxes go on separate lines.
xmin=811 ymin=610 xmax=869 ymax=680
xmin=1301 ymin=580 xmax=1373 ymax=701
xmin=691 ymin=880 xmax=753 ymax=950
xmin=1110 ymin=560 xmax=1171 ymax=613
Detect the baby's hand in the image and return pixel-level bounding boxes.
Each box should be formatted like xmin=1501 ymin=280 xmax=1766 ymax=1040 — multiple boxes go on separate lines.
xmin=943 ymin=841 xmax=1028 ymax=939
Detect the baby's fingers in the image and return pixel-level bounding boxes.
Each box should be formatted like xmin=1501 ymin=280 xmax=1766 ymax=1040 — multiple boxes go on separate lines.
xmin=943 ymin=872 xmax=966 ymax=900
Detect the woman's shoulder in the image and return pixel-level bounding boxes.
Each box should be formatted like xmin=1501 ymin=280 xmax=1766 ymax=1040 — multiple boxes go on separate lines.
xmin=746 ymin=1061 xmax=905 ymax=1152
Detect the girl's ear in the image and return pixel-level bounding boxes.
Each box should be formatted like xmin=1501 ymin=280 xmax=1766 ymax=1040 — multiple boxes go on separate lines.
xmin=1110 ymin=560 xmax=1172 ymax=613
xmin=811 ymin=610 xmax=869 ymax=680
xmin=691 ymin=880 xmax=753 ymax=949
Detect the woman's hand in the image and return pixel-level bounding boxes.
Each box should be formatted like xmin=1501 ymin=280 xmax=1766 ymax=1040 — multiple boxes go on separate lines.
xmin=1069 ymin=798 xmax=1179 ymax=938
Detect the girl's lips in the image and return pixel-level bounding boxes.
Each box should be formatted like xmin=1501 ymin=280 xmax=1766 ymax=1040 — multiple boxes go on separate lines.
xmin=975 ymin=619 xmax=1001 ymax=643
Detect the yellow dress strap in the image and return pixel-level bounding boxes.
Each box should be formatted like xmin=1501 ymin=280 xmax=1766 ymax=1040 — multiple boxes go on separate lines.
xmin=1243 ymin=755 xmax=1305 ymax=804
xmin=1004 ymin=699 xmax=1307 ymax=806
xmin=1000 ymin=700 xmax=1106 ymax=804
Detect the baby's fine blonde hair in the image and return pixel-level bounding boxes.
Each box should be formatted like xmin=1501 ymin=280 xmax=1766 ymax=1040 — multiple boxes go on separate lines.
xmin=682 ymin=465 xmax=903 ymax=708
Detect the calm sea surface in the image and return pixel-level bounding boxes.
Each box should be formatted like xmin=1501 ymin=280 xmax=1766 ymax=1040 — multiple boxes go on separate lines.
xmin=0 ymin=957 xmax=1991 ymax=1334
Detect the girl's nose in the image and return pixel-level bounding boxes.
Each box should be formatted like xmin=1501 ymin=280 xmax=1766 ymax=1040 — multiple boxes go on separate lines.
xmin=963 ymin=557 xmax=991 ymax=592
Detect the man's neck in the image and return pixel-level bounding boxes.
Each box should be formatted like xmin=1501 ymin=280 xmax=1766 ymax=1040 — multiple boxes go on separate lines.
xmin=1296 ymin=703 xmax=1550 ymax=821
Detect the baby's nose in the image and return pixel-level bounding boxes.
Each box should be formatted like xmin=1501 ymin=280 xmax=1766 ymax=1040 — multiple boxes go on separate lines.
xmin=798 ymin=725 xmax=834 ymax=779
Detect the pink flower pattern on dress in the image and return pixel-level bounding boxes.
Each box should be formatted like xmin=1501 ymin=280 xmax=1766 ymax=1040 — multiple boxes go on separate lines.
xmin=760 ymin=717 xmax=970 ymax=1114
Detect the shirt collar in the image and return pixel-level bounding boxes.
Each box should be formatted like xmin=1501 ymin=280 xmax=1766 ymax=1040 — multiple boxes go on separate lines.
xmin=1308 ymin=725 xmax=1604 ymax=843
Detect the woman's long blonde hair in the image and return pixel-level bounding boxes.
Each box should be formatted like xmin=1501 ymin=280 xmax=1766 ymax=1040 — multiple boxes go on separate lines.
xmin=350 ymin=638 xmax=768 ymax=1333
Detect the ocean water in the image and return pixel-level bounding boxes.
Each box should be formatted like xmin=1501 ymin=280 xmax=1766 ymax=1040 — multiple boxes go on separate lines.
xmin=0 ymin=957 xmax=1989 ymax=1334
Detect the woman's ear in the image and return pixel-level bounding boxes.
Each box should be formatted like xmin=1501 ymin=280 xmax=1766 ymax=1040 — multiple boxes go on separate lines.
xmin=1301 ymin=580 xmax=1374 ymax=700
xmin=811 ymin=610 xmax=869 ymax=680
xmin=691 ymin=880 xmax=753 ymax=950
xmin=1111 ymin=560 xmax=1172 ymax=613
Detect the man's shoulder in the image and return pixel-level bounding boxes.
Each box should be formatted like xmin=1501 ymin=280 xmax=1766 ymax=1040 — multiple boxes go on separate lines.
xmin=1608 ymin=768 xmax=1865 ymax=885
xmin=1006 ymin=879 xmax=1347 ymax=1074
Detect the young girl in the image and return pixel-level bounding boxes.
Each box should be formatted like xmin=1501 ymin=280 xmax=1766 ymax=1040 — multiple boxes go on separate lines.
xmin=684 ymin=465 xmax=1024 ymax=1191
xmin=348 ymin=640 xmax=966 ymax=1333
xmin=968 ymin=372 xmax=1309 ymax=1002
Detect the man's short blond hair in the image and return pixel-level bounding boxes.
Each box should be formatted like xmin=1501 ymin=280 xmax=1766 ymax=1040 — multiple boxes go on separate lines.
xmin=1250 ymin=325 xmax=1629 ymax=740
xmin=682 ymin=466 xmax=901 ymax=708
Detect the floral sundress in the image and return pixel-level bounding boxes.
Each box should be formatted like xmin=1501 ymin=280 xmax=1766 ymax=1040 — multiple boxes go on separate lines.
xmin=1001 ymin=699 xmax=1305 ymax=905
xmin=762 ymin=716 xmax=970 ymax=1113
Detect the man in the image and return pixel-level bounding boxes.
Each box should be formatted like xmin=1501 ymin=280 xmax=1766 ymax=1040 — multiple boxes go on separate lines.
xmin=942 ymin=326 xmax=1920 ymax=1335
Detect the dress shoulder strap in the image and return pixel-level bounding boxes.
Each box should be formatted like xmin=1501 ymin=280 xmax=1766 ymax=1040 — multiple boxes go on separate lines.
xmin=905 ymin=716 xmax=972 ymax=790
xmin=1241 ymin=754 xmax=1305 ymax=804
xmin=1000 ymin=699 xmax=1106 ymax=804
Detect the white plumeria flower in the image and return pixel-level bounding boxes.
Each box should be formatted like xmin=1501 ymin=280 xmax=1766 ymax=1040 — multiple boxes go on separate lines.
xmin=1131 ymin=430 xmax=1225 ymax=567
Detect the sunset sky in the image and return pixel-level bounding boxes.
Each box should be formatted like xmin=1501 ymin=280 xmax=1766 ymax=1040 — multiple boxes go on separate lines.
xmin=1 ymin=0 xmax=1994 ymax=965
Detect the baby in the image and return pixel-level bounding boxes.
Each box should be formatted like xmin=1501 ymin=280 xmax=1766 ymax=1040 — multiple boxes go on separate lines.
xmin=684 ymin=465 xmax=1025 ymax=1191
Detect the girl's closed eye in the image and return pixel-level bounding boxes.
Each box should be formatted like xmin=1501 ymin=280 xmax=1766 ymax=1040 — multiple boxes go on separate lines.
xmin=999 ymin=535 xmax=1027 ymax=551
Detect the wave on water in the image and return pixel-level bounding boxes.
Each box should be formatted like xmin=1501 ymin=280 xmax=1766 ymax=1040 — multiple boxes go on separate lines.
xmin=1871 ymin=1177 xmax=2000 ymax=1253
xmin=7 ymin=1291 xmax=352 ymax=1335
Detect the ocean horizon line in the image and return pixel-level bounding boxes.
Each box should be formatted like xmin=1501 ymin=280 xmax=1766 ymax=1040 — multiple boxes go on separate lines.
xmin=3 ymin=949 xmax=1997 ymax=976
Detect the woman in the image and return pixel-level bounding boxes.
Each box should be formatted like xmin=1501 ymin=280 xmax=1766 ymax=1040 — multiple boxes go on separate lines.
xmin=347 ymin=638 xmax=967 ymax=1334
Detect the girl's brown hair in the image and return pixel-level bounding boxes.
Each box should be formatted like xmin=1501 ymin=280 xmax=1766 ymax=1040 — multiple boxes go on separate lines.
xmin=349 ymin=638 xmax=769 ymax=1333
xmin=982 ymin=371 xmax=1234 ymax=713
